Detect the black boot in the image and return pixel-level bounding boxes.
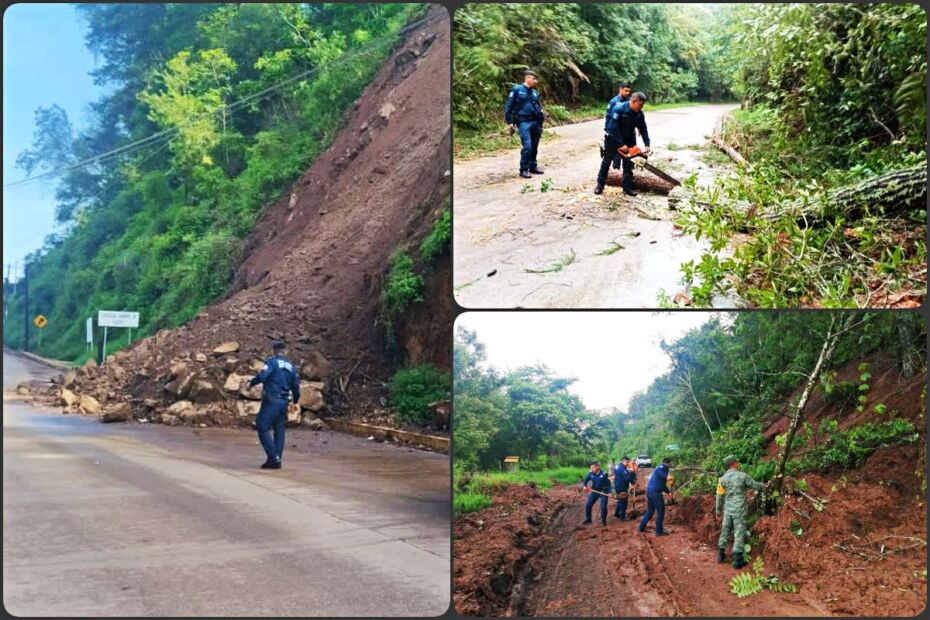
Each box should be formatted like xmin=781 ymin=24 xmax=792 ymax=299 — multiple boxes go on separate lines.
xmin=732 ymin=552 xmax=748 ymax=569
xmin=594 ymin=183 xmax=604 ymax=195
xmin=717 ymin=548 xmax=727 ymax=564
xmin=260 ymin=459 xmax=276 ymax=469
xmin=623 ymin=188 xmax=638 ymax=197
xmin=530 ymin=167 xmax=545 ymax=174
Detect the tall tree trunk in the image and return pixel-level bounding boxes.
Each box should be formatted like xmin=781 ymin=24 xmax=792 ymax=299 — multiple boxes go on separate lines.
xmin=770 ymin=316 xmax=842 ymax=501
xmin=680 ymin=368 xmax=714 ymax=441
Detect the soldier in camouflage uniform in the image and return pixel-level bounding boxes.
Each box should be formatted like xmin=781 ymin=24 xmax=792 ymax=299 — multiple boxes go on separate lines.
xmin=716 ymin=455 xmax=765 ymax=569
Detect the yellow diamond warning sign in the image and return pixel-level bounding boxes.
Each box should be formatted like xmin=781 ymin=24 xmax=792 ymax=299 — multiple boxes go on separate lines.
xmin=33 ymin=315 xmax=48 ymax=329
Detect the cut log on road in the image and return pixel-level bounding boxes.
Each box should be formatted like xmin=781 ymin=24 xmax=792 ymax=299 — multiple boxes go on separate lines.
xmin=606 ymin=169 xmax=675 ymax=194
xmin=667 ymin=165 xmax=927 ymax=226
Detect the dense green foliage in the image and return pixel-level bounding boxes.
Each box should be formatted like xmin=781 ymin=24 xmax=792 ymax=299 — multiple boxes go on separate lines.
xmin=454 ymin=313 xmax=925 ymax=496
xmin=677 ymin=3 xmax=927 ymax=307
xmin=453 ymin=3 xmax=735 ymax=144
xmin=388 ymin=363 xmax=451 ymax=426
xmin=419 ymin=208 xmax=451 ymax=265
xmin=452 ymin=465 xmax=588 ymax=514
xmin=5 ymin=3 xmax=426 ymax=360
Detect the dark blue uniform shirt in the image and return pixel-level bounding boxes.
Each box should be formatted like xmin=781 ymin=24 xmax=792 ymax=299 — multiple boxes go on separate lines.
xmin=614 ymin=463 xmax=636 ymax=493
xmin=605 ymin=100 xmax=650 ymax=147
xmin=647 ymin=463 xmax=671 ymax=494
xmin=583 ymin=470 xmax=612 ymax=493
xmin=603 ymin=93 xmax=630 ymax=132
xmin=504 ymin=84 xmax=544 ymax=125
xmin=249 ymin=354 xmax=301 ymax=402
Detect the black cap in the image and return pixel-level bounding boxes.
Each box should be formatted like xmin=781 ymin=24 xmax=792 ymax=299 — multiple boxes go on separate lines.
xmin=619 ymin=82 xmax=632 ymax=89
xmin=621 ymin=455 xmax=630 ymax=461
xmin=631 ymin=91 xmax=648 ymax=102
xmin=272 ymin=341 xmax=287 ymax=352
xmin=524 ymin=69 xmax=538 ymax=78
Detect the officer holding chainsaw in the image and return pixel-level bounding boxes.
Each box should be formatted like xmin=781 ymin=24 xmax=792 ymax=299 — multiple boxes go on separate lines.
xmin=595 ymin=91 xmax=651 ymax=197
xmin=248 ymin=340 xmax=301 ymax=470
xmin=582 ymin=461 xmax=612 ymax=526
xmin=504 ymin=70 xmax=546 ymax=179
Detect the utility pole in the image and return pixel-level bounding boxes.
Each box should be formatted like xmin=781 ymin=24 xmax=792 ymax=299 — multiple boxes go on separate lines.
xmin=23 ymin=263 xmax=30 ymax=352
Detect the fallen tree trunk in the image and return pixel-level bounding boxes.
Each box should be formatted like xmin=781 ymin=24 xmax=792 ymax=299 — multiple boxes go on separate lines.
xmin=606 ymin=168 xmax=675 ymax=194
xmin=711 ymin=136 xmax=748 ymax=167
xmin=667 ymin=165 xmax=927 ymax=226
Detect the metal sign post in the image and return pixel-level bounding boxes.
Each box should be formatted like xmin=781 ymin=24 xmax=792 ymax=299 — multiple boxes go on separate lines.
xmin=86 ymin=317 xmax=94 ymax=352
xmin=97 ymin=311 xmax=140 ymax=364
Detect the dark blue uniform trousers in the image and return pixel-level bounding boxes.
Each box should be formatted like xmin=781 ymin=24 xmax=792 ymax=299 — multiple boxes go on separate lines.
xmin=598 ymin=135 xmax=635 ymax=191
xmin=639 ymin=491 xmax=666 ymax=532
xmin=256 ymin=397 xmax=288 ymax=462
xmin=585 ymin=491 xmax=608 ymax=524
xmin=518 ymin=120 xmax=542 ymax=173
xmin=614 ymin=493 xmax=629 ymax=519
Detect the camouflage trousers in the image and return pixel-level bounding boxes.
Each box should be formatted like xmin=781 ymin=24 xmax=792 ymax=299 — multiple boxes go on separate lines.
xmin=718 ymin=510 xmax=748 ymax=552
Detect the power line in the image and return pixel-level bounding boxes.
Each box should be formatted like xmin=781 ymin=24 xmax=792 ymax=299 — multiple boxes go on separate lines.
xmin=3 ymin=31 xmax=404 ymax=191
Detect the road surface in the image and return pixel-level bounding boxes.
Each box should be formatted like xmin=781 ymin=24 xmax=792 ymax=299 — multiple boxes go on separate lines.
xmin=3 ymin=352 xmax=449 ymax=616
xmin=453 ymin=103 xmax=740 ymax=308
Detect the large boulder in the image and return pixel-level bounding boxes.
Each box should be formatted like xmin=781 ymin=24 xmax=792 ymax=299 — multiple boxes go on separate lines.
xmin=16 ymin=383 xmax=31 ymax=396
xmin=167 ymin=400 xmax=194 ymax=416
xmin=164 ymin=365 xmax=196 ymax=399
xmin=239 ymin=381 xmax=263 ymax=400
xmin=189 ymin=380 xmax=224 ymax=404
xmin=298 ymin=383 xmax=325 ymax=412
xmin=213 ymin=341 xmax=240 ymax=355
xmin=286 ymin=404 xmax=301 ymax=427
xmin=235 ymin=401 xmax=261 ymax=418
xmin=79 ymin=395 xmax=103 ymax=415
xmin=102 ymin=402 xmax=132 ymax=423
xmin=160 ymin=413 xmax=181 ymax=426
xmin=169 ymin=361 xmax=189 ymax=379
xmin=300 ymin=351 xmax=331 ymax=381
xmin=223 ymin=373 xmax=247 ymax=393
xmin=60 ymin=388 xmax=79 ymax=407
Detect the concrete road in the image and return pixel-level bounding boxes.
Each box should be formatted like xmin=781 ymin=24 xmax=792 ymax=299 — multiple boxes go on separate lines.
xmin=453 ymin=103 xmax=740 ymax=309
xmin=3 ymin=352 xmax=450 ymax=616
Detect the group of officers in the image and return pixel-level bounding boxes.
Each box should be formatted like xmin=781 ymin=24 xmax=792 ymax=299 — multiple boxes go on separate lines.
xmin=503 ymin=70 xmax=650 ymax=197
xmin=581 ymin=455 xmax=766 ymax=569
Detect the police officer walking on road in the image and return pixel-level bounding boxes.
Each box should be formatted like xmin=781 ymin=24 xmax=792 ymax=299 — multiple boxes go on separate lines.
xmin=504 ymin=70 xmax=546 ymax=179
xmin=249 ymin=341 xmax=300 ymax=470
xmin=595 ymin=91 xmax=651 ymax=197
xmin=582 ymin=460 xmax=612 ymax=526
xmin=716 ymin=455 xmax=765 ymax=568
xmin=638 ymin=457 xmax=673 ymax=536
xmin=613 ymin=456 xmax=637 ymax=521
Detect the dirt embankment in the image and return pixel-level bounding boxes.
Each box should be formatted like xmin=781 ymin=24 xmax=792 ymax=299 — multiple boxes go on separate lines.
xmin=455 ymin=357 xmax=927 ymax=617
xmin=26 ymin=7 xmax=452 ymax=436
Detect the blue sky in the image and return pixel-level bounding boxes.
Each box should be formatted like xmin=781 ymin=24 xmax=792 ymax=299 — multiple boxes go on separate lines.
xmin=3 ymin=3 xmax=102 ymax=276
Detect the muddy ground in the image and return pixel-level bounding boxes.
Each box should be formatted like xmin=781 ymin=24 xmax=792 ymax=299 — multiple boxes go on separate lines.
xmin=454 ymin=476 xmax=926 ymax=617
xmin=452 ymin=103 xmax=740 ymax=309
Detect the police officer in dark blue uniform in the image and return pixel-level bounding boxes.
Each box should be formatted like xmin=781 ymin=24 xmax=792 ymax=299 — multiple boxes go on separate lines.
xmin=582 ymin=460 xmax=612 ymax=526
xmin=613 ymin=456 xmax=637 ymax=520
xmin=604 ymin=83 xmax=633 ymax=170
xmin=249 ymin=341 xmax=300 ymax=469
xmin=504 ymin=70 xmax=545 ymax=179
xmin=638 ymin=457 xmax=673 ymax=536
xmin=595 ymin=92 xmax=651 ymax=197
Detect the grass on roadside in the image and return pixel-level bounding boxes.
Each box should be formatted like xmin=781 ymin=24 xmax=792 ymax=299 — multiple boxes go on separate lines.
xmin=453 ymin=466 xmax=588 ymax=514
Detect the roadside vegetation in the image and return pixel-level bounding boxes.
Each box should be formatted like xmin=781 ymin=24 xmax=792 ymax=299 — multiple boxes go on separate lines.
xmin=453 ymin=312 xmax=925 ymax=509
xmin=453 ymin=4 xmax=735 ymax=158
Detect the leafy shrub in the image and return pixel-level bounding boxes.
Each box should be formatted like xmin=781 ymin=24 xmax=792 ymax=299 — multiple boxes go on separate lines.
xmin=389 ymin=364 xmax=451 ymax=425
xmin=730 ymin=558 xmax=797 ymax=598
xmin=823 ymin=380 xmax=858 ymax=407
xmin=790 ymin=419 xmax=918 ymax=474
xmin=419 ymin=208 xmax=451 ymax=265
xmin=383 ymin=250 xmax=425 ymax=316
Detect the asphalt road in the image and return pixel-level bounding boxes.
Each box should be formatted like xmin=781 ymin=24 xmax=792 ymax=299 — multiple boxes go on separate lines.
xmin=3 ymin=352 xmax=450 ymax=616
xmin=453 ymin=103 xmax=740 ymax=308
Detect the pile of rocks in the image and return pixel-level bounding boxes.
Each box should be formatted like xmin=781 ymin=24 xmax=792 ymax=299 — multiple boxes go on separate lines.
xmin=49 ymin=340 xmax=332 ymax=429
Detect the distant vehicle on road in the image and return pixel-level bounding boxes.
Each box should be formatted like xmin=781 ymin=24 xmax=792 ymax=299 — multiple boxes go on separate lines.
xmin=635 ymin=454 xmax=652 ymax=468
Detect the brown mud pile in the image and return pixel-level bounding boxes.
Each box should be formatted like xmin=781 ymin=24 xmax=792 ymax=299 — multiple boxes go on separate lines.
xmin=455 ymin=356 xmax=927 ymax=616
xmin=31 ymin=7 xmax=452 ymax=435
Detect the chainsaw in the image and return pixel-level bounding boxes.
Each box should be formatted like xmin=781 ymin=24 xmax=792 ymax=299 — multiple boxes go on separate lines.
xmin=599 ymin=142 xmax=681 ymax=187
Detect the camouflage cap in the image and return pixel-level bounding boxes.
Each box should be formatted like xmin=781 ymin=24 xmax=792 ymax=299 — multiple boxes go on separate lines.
xmin=723 ymin=455 xmax=738 ymax=467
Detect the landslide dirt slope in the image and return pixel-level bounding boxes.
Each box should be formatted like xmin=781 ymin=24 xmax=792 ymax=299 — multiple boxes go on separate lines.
xmin=454 ymin=356 xmax=927 ymax=617
xmin=62 ymin=7 xmax=451 ymax=426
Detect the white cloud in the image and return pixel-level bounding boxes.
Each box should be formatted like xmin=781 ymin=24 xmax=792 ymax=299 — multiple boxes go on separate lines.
xmin=456 ymin=312 xmax=716 ymax=411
